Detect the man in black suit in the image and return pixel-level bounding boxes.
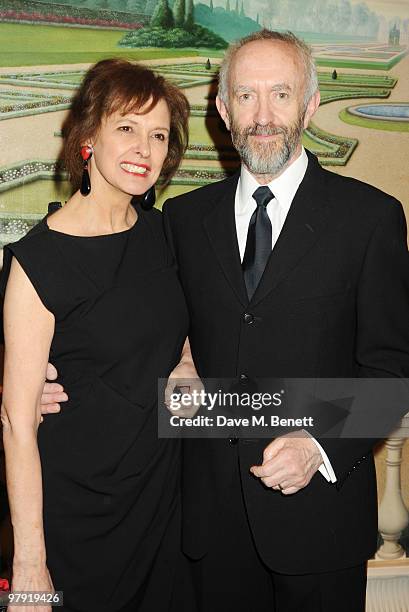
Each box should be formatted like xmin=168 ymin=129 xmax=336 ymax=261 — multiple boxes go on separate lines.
xmin=41 ymin=29 xmax=408 ymax=612
xmin=160 ymin=29 xmax=409 ymax=612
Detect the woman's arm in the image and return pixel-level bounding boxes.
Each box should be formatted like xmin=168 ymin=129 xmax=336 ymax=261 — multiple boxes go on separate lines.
xmin=1 ymin=258 xmax=55 ymax=607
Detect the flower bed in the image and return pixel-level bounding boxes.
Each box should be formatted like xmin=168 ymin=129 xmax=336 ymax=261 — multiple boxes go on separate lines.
xmin=306 ymin=123 xmax=358 ymax=165
xmin=0 ymin=0 xmax=148 ymax=28
xmin=0 ymin=160 xmax=66 ymax=191
xmin=0 ymin=10 xmax=144 ymax=29
xmin=0 ymin=90 xmax=72 ymax=119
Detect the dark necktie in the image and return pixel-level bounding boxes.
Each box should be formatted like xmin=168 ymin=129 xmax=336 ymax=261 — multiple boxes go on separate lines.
xmin=242 ymin=186 xmax=274 ymax=300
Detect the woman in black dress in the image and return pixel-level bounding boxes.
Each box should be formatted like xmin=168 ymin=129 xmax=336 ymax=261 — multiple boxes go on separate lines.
xmin=1 ymin=59 xmax=195 ymax=612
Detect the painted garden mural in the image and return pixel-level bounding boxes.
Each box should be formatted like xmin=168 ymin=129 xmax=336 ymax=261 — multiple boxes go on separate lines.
xmin=0 ymin=0 xmax=408 ymax=248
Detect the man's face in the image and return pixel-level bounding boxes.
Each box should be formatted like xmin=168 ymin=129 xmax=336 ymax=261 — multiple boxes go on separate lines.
xmin=216 ymin=40 xmax=320 ymax=179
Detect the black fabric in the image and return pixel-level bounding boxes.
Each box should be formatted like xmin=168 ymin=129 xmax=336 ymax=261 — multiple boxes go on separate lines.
xmin=242 ymin=186 xmax=274 ymax=299
xmin=271 ymin=562 xmax=367 ymax=612
xmin=189 ymin=449 xmax=274 ymax=612
xmin=0 ymin=206 xmax=191 ymax=612
xmin=162 ymin=150 xmax=409 ymax=575
xmin=189 ymin=453 xmax=367 ymax=612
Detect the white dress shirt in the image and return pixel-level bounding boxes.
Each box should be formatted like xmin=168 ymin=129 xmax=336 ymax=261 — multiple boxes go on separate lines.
xmin=234 ymin=147 xmax=337 ymax=483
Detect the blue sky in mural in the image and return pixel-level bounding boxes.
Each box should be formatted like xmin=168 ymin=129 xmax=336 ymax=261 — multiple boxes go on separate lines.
xmin=205 ymin=0 xmax=408 ymax=39
xmin=30 ymin=0 xmax=409 ymax=25
xmin=209 ymin=0 xmax=409 ymax=21
xmin=356 ymin=0 xmax=409 ymax=19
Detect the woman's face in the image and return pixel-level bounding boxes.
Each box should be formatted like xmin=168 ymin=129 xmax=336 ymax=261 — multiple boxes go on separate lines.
xmin=89 ymin=97 xmax=171 ymax=197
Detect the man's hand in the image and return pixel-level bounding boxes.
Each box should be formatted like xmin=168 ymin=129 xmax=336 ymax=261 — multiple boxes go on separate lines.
xmin=164 ymin=343 xmax=204 ymax=419
xmin=250 ymin=431 xmax=323 ymax=495
xmin=40 ymin=363 xmax=68 ymax=416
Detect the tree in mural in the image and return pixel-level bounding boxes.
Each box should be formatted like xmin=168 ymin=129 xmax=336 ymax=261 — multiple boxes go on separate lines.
xmin=145 ymin=0 xmax=158 ymax=14
xmin=240 ymin=0 xmax=245 ymax=17
xmin=235 ymin=0 xmax=239 ymax=13
xmin=150 ymin=0 xmax=174 ymax=28
xmin=226 ymin=0 xmax=230 ymax=12
xmin=121 ymin=0 xmax=135 ymax=10
xmin=173 ymin=0 xmax=185 ymax=27
xmin=209 ymin=0 xmax=214 ymax=11
xmin=185 ymin=0 xmax=195 ymax=30
xmin=119 ymin=0 xmax=227 ymax=48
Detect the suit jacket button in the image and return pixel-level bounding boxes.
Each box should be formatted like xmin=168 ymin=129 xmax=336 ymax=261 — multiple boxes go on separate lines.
xmin=229 ymin=438 xmax=239 ymax=446
xmin=244 ymin=313 xmax=254 ymax=324
xmin=239 ymin=374 xmax=248 ymax=386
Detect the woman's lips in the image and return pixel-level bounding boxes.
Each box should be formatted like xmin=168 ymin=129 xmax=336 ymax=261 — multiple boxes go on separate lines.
xmin=120 ymin=162 xmax=151 ymax=176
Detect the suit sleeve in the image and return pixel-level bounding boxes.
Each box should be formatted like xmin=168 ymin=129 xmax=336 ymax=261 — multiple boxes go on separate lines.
xmin=319 ymin=199 xmax=409 ymax=488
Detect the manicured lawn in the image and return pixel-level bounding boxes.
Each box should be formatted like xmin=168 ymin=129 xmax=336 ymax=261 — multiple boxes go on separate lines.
xmin=339 ymin=108 xmax=409 ymax=132
xmin=316 ymin=53 xmax=407 ymax=71
xmin=0 ymin=23 xmax=222 ymax=67
xmin=302 ymin=132 xmax=334 ymax=153
xmin=318 ymin=73 xmax=395 ymax=87
xmin=319 ymin=87 xmax=390 ymax=105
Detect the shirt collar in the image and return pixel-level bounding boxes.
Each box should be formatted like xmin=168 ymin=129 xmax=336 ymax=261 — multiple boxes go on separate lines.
xmin=236 ymin=147 xmax=308 ymax=215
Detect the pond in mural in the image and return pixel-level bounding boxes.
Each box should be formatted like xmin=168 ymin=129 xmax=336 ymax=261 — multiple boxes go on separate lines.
xmin=350 ymin=103 xmax=409 ymax=120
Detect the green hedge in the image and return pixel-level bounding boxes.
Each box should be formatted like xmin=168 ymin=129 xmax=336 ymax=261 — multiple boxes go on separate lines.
xmin=118 ymin=24 xmax=227 ymax=49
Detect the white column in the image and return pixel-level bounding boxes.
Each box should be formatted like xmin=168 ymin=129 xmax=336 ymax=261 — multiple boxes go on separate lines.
xmin=376 ymin=434 xmax=409 ymax=560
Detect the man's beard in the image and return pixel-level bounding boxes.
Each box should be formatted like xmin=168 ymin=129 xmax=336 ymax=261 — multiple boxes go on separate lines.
xmin=229 ymin=111 xmax=305 ymax=176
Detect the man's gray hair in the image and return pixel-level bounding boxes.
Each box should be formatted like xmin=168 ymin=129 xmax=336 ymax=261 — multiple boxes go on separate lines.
xmin=218 ymin=29 xmax=318 ymax=109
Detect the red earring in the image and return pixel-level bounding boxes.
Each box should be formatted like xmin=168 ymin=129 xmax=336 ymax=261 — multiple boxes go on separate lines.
xmin=80 ymin=146 xmax=92 ymax=196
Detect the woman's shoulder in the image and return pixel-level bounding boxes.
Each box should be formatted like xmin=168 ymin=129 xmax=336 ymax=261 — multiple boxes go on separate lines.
xmin=2 ymin=217 xmax=60 ymax=278
xmin=0 ymin=217 xmax=60 ymax=313
xmin=5 ymin=217 xmax=51 ymax=255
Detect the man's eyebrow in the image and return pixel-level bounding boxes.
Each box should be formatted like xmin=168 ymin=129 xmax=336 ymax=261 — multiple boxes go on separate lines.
xmin=233 ymin=85 xmax=256 ymax=94
xmin=233 ymin=83 xmax=293 ymax=94
xmin=271 ymin=83 xmax=292 ymax=92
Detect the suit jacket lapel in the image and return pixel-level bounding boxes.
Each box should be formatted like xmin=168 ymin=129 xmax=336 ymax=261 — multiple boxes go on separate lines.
xmin=250 ymin=151 xmax=331 ymax=308
xmin=203 ymin=172 xmax=249 ymax=307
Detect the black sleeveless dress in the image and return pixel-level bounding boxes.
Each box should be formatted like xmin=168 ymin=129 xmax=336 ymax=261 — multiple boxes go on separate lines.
xmin=0 ymin=206 xmax=190 ymax=611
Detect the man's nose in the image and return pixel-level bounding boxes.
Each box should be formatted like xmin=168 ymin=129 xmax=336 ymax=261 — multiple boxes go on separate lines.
xmin=253 ymin=96 xmax=275 ymax=125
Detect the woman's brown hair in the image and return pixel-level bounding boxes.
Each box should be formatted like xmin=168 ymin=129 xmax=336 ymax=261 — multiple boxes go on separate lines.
xmin=61 ymin=58 xmax=190 ymax=189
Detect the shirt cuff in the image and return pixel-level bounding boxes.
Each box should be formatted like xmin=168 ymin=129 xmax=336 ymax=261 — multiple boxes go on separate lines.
xmin=305 ymin=432 xmax=337 ymax=483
